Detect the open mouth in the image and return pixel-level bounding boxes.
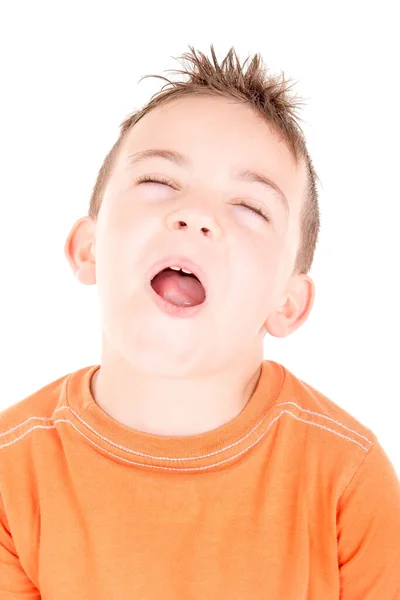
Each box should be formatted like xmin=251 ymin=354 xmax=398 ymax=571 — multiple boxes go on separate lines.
xmin=150 ymin=266 xmax=206 ymax=307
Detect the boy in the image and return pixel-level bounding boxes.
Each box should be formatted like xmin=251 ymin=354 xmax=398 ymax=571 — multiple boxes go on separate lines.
xmin=1 ymin=45 xmax=399 ymax=599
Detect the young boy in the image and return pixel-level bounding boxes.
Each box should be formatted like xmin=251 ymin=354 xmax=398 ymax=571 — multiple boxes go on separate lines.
xmin=1 ymin=45 xmax=399 ymax=599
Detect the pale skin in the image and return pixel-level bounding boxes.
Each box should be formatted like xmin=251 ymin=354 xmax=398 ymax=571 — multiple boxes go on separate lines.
xmin=64 ymin=95 xmax=315 ymax=437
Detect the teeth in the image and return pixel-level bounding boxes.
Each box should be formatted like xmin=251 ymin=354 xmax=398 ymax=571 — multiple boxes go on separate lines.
xmin=169 ymin=265 xmax=193 ymax=274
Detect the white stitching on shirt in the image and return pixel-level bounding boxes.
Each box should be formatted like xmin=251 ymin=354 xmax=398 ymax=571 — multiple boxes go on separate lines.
xmin=275 ymin=402 xmax=373 ymax=445
xmin=0 ymin=407 xmax=372 ymax=471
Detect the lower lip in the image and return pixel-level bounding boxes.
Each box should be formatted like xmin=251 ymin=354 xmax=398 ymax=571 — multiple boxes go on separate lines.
xmin=147 ymin=282 xmax=207 ymax=318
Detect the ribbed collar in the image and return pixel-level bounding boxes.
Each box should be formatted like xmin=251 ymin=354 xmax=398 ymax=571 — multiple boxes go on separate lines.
xmin=63 ymin=360 xmax=287 ymax=472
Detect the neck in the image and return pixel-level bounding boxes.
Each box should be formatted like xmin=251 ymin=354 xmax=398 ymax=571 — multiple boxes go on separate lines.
xmin=90 ymin=348 xmax=264 ymax=438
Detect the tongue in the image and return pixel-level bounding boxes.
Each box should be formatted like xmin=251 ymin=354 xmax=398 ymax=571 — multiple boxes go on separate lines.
xmin=151 ymin=270 xmax=206 ymax=307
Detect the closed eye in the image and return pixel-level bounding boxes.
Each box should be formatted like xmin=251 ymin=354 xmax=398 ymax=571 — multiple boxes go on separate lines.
xmin=136 ymin=174 xmax=176 ymax=188
xmin=233 ymin=200 xmax=270 ymax=222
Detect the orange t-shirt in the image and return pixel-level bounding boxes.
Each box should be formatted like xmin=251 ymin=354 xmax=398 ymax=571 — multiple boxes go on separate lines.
xmin=1 ymin=360 xmax=400 ymax=599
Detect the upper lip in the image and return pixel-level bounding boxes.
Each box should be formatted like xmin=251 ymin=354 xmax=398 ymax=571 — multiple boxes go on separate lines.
xmin=146 ymin=255 xmax=209 ymax=298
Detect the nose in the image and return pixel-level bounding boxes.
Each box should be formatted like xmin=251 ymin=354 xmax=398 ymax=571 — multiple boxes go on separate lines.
xmin=166 ymin=206 xmax=223 ymax=240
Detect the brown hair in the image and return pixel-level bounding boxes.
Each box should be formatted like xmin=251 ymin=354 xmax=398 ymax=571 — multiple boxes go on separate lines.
xmin=89 ymin=44 xmax=321 ymax=275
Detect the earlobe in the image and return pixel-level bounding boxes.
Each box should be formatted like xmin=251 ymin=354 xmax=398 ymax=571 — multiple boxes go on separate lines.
xmin=263 ymin=309 xmax=291 ymax=338
xmin=263 ymin=274 xmax=315 ymax=338
xmin=75 ymin=262 xmax=96 ymax=285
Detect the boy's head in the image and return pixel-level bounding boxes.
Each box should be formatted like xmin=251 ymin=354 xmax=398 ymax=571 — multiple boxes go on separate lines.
xmin=65 ymin=45 xmax=319 ymax=377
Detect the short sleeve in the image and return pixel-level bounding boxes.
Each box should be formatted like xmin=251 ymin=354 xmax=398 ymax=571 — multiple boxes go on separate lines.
xmin=337 ymin=439 xmax=400 ymax=599
xmin=0 ymin=490 xmax=41 ymax=599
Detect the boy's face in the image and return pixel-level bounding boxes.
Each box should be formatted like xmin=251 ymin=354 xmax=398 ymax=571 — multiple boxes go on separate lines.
xmin=66 ymin=95 xmax=314 ymax=376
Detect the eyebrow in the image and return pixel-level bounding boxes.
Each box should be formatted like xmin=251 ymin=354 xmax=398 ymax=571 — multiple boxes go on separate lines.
xmin=127 ymin=148 xmax=289 ymax=213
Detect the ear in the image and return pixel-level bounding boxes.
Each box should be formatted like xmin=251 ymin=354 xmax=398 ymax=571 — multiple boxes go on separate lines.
xmin=64 ymin=216 xmax=97 ymax=285
xmin=264 ymin=274 xmax=315 ymax=338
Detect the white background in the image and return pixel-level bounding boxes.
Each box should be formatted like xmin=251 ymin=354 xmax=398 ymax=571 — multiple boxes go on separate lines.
xmin=0 ymin=1 xmax=399 ymax=475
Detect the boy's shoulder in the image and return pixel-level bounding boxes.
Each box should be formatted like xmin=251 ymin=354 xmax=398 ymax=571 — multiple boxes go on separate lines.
xmin=0 ymin=366 xmax=91 ymax=445
xmin=277 ymin=362 xmax=377 ymax=449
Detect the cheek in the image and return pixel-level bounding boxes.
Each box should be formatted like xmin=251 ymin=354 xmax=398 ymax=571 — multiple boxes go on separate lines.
xmin=230 ymin=235 xmax=283 ymax=301
xmin=106 ymin=192 xmax=142 ymax=232
xmin=104 ymin=196 xmax=155 ymax=255
xmin=231 ymin=244 xmax=266 ymax=293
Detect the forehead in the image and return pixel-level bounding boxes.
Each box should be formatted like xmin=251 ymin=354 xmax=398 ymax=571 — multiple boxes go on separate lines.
xmin=118 ymin=95 xmax=308 ymax=213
